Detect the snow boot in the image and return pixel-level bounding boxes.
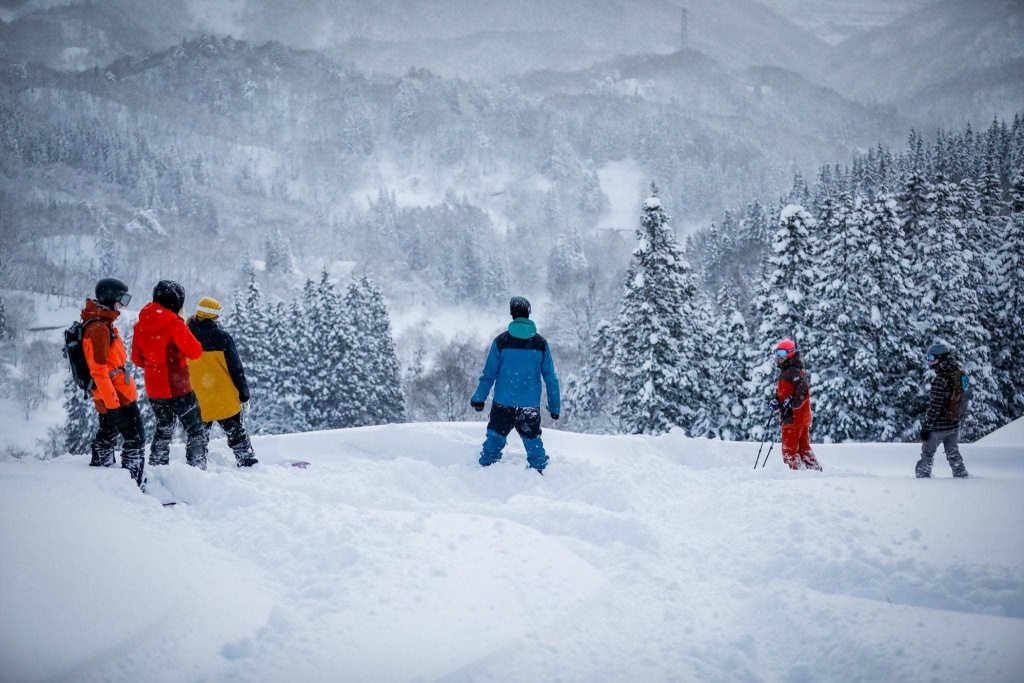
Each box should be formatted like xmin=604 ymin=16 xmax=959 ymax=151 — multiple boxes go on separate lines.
xmin=121 ymin=453 xmax=145 ymax=490
xmin=236 ymin=456 xmax=258 ymax=467
xmin=915 ymin=456 xmax=933 ymax=478
xmin=90 ymin=443 xmax=116 ymax=467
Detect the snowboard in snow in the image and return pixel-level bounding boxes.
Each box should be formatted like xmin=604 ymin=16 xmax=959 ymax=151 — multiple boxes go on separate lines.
xmin=291 ymin=461 xmax=311 ymax=469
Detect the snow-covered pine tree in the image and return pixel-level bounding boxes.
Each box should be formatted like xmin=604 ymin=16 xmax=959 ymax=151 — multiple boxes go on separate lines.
xmin=0 ymin=293 xmax=8 ymax=340
xmin=806 ymin=192 xmax=870 ymax=442
xmin=919 ymin=175 xmax=997 ymax=440
xmin=264 ymin=228 xmax=295 ymax=275
xmin=62 ymin=376 xmax=96 ymax=455
xmin=612 ymin=183 xmax=708 ymax=436
xmin=711 ymin=288 xmax=749 ymax=440
xmin=856 ymin=192 xmax=922 ymax=440
xmin=744 ymin=204 xmax=821 ymax=432
xmin=299 ymin=271 xmax=352 ymax=430
xmin=563 ymin=320 xmax=618 ymax=434
xmin=993 ymin=170 xmax=1024 ymax=421
xmin=340 ymin=276 xmax=405 ymax=427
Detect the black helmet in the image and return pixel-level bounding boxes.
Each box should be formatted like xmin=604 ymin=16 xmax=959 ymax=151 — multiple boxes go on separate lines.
xmin=153 ymin=280 xmax=185 ymax=314
xmin=95 ymin=277 xmax=131 ymax=308
xmin=926 ymin=342 xmax=951 ymax=363
xmin=510 ymin=296 xmax=531 ymax=319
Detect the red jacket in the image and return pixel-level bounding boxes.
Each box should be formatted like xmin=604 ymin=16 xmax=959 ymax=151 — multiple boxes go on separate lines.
xmin=80 ymin=299 xmax=138 ymax=412
xmin=131 ymin=302 xmax=203 ymax=399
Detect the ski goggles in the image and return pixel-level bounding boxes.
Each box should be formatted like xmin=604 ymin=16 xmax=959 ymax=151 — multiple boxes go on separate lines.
xmin=774 ymin=349 xmax=791 ymax=358
xmin=926 ymin=353 xmax=937 ymax=362
xmin=116 ymin=292 xmax=132 ymax=307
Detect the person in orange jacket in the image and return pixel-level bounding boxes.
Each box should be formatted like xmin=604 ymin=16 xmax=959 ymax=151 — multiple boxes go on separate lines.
xmin=131 ymin=280 xmax=208 ymax=469
xmin=768 ymin=339 xmax=822 ymax=471
xmin=82 ymin=277 xmax=146 ymax=488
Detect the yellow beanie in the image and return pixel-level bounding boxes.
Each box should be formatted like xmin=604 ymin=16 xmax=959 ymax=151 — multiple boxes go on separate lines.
xmin=196 ymin=297 xmax=222 ymax=319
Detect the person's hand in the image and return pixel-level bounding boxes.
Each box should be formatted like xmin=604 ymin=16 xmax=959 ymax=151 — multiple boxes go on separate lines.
xmin=239 ymin=391 xmax=250 ymax=404
xmin=920 ymin=428 xmax=931 ymax=442
xmin=767 ymin=399 xmax=779 ymax=412
xmin=471 ymin=401 xmax=485 ymax=412
xmin=782 ymin=397 xmax=792 ymax=409
xmin=550 ymin=413 xmax=560 ymax=420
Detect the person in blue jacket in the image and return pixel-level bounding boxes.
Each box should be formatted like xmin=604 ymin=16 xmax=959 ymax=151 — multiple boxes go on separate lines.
xmin=471 ymin=296 xmax=561 ymax=473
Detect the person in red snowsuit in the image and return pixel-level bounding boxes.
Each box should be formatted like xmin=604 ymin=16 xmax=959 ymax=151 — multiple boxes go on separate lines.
xmin=769 ymin=339 xmax=822 ymax=471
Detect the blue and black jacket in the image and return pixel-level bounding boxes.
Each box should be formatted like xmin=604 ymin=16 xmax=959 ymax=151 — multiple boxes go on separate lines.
xmin=472 ymin=318 xmax=560 ymax=414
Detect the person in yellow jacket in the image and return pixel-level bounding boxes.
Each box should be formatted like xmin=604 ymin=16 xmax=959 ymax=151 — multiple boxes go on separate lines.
xmin=186 ymin=297 xmax=258 ymax=467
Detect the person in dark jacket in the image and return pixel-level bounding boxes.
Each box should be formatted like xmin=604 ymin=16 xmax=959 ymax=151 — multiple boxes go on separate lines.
xmin=768 ymin=339 xmax=822 ymax=471
xmin=81 ymin=277 xmax=147 ymax=488
xmin=131 ymin=280 xmax=208 ymax=469
xmin=187 ymin=297 xmax=257 ymax=467
xmin=916 ymin=342 xmax=969 ymax=478
xmin=470 ymin=296 xmax=560 ymax=473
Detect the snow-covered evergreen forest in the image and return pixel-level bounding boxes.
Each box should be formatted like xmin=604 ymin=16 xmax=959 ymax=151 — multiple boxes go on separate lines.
xmin=566 ymin=120 xmax=1024 ymax=442
xmin=0 ymin=0 xmax=1021 ymax=456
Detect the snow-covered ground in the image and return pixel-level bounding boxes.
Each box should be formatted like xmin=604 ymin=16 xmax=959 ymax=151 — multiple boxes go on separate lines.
xmin=2 ymin=421 xmax=1023 ymax=682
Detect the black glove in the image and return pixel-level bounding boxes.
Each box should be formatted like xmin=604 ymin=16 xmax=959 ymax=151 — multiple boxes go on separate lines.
xmin=471 ymin=401 xmax=485 ymax=412
xmin=550 ymin=413 xmax=560 ymax=420
xmin=920 ymin=428 xmax=931 ymax=442
xmin=239 ymin=391 xmax=250 ymax=404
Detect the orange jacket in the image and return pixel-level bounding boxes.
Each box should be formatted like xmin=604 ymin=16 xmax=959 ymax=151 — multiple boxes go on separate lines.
xmin=80 ymin=299 xmax=138 ymax=413
xmin=131 ymin=302 xmax=203 ymax=399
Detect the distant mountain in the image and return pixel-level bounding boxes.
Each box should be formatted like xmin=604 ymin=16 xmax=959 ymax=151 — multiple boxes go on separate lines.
xmin=902 ymin=58 xmax=1024 ymax=127
xmin=0 ymin=0 xmax=193 ymax=70
xmin=756 ymin=0 xmax=929 ymax=44
xmin=820 ymin=0 xmax=1024 ymax=121
xmin=515 ymin=49 xmax=903 ymax=150
xmin=260 ymin=0 xmax=833 ymax=78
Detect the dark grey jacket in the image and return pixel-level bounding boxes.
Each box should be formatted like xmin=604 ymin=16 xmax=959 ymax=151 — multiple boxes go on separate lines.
xmin=923 ymin=357 xmax=961 ymax=432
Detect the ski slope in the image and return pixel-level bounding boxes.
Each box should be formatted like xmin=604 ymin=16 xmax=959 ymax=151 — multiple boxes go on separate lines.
xmin=2 ymin=422 xmax=1023 ymax=682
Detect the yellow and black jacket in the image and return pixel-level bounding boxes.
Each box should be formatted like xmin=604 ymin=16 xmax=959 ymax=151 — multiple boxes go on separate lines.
xmin=186 ymin=317 xmax=250 ymax=422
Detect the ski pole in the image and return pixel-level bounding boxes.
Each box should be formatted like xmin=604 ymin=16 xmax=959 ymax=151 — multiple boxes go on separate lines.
xmin=753 ymin=412 xmax=773 ymax=469
xmin=760 ymin=438 xmax=775 ymax=468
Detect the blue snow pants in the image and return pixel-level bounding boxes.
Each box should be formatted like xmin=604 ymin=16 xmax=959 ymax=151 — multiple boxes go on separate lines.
xmin=480 ymin=403 xmax=548 ymax=470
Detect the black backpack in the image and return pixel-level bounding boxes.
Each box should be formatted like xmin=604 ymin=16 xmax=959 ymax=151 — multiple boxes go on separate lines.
xmin=62 ymin=317 xmax=113 ymax=392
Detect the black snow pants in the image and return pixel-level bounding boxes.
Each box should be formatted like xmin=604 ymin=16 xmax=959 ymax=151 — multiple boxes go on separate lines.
xmin=204 ymin=411 xmax=257 ymax=466
xmin=90 ymin=401 xmax=146 ymax=488
xmin=149 ymin=392 xmax=208 ymax=469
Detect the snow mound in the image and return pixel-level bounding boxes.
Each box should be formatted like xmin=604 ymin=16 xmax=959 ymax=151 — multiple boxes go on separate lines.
xmin=975 ymin=416 xmax=1024 ymax=447
xmin=2 ymin=423 xmax=1023 ymax=681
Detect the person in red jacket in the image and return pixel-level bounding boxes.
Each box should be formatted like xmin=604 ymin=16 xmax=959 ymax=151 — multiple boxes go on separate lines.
xmin=131 ymin=280 xmax=208 ymax=469
xmin=768 ymin=339 xmax=822 ymax=471
xmin=82 ymin=277 xmax=146 ymax=488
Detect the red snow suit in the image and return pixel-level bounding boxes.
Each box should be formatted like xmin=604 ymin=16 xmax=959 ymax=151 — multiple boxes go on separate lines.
xmin=776 ymin=355 xmax=822 ymax=472
xmin=131 ymin=302 xmax=203 ymax=399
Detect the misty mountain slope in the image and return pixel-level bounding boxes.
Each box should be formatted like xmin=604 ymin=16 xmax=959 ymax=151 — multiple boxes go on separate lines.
xmin=0 ymin=0 xmax=830 ymax=79
xmin=821 ymin=0 xmax=1024 ymax=115
xmin=758 ymin=0 xmax=930 ymax=44
xmin=515 ymin=49 xmax=903 ymax=150
xmin=201 ymin=0 xmax=832 ymax=78
xmin=0 ymin=0 xmax=194 ymax=70
xmin=903 ymin=58 xmax=1024 ymax=125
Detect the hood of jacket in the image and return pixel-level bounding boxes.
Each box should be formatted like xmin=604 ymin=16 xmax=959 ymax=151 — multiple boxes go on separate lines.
xmin=508 ymin=317 xmax=537 ymax=340
xmin=135 ymin=302 xmax=181 ymax=335
xmin=81 ymin=298 xmax=120 ymax=324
